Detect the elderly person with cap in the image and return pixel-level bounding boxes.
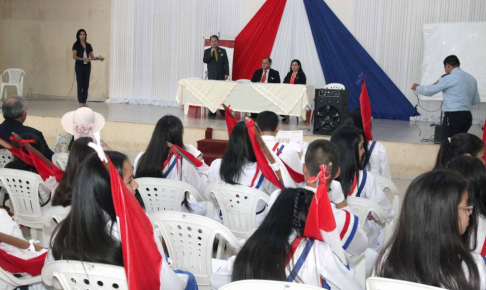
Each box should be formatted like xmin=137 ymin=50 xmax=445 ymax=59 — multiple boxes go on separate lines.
xmin=54 ymin=107 xmax=109 ymax=153
xmin=0 ymin=96 xmax=54 ymax=159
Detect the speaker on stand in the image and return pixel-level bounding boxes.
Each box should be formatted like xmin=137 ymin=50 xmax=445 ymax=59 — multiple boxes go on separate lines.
xmin=313 ymin=89 xmax=349 ymax=136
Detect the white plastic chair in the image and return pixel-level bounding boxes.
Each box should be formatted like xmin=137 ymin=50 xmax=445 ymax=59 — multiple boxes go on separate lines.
xmin=0 ymin=168 xmax=50 ymax=245
xmin=367 ymin=277 xmax=448 ymax=290
xmin=52 ymin=153 xmax=69 ymax=171
xmin=1 ymin=69 xmax=26 ymax=99
xmin=236 ymin=79 xmax=251 ymax=83
xmin=348 ymin=252 xmax=366 ymax=289
xmin=204 ymin=183 xmax=269 ymax=239
xmin=150 ymin=211 xmax=242 ymax=289
xmin=219 ymin=280 xmax=324 ymax=290
xmin=323 ymin=83 xmax=345 ymax=90
xmin=42 ymin=260 xmax=127 ymax=290
xmin=0 ymin=267 xmax=41 ymax=289
xmin=0 ymin=149 xmax=13 ymax=168
xmin=135 ymin=177 xmax=211 ymax=217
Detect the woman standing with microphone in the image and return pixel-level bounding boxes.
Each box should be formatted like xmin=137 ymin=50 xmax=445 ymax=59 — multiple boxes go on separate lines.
xmin=72 ymin=29 xmax=104 ymax=107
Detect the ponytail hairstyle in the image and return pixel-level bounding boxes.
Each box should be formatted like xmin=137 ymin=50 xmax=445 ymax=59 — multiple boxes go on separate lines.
xmin=231 ymin=188 xmax=314 ymax=282
xmin=434 ymin=133 xmax=483 ymax=169
xmin=52 ymin=137 xmax=95 ymax=207
xmin=330 ymin=125 xmax=362 ymax=197
xmin=375 ymin=170 xmax=480 ymax=290
xmin=345 ymin=108 xmax=370 ymax=170
xmin=220 ymin=121 xmax=256 ymax=184
xmin=51 ymin=151 xmax=131 ymax=266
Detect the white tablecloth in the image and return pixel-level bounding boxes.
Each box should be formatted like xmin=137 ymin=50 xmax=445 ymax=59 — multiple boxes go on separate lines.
xmin=176 ymin=79 xmax=315 ymax=119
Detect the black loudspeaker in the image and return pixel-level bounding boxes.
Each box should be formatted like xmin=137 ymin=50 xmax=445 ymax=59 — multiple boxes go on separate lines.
xmin=433 ymin=125 xmax=443 ymax=144
xmin=313 ymin=89 xmax=349 ymax=135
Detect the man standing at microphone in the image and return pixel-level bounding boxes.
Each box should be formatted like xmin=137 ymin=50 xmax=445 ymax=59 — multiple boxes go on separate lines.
xmin=203 ymin=35 xmax=229 ymax=117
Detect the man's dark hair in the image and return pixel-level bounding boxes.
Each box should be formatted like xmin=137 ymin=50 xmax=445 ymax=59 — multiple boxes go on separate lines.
xmin=256 ymin=111 xmax=279 ymax=132
xmin=263 ymin=57 xmax=272 ymax=64
xmin=443 ymin=55 xmax=460 ymax=67
xmin=210 ymin=35 xmax=219 ymax=41
xmin=305 ymin=140 xmax=340 ymax=179
xmin=2 ymin=96 xmax=26 ymax=120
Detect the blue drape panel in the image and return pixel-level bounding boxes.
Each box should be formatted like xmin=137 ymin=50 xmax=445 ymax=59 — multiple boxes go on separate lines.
xmin=303 ymin=0 xmax=418 ymax=120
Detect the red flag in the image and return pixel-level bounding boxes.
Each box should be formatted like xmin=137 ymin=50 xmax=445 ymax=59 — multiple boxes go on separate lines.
xmin=224 ymin=105 xmax=238 ymax=136
xmin=245 ymin=120 xmax=283 ymax=189
xmin=24 ymin=147 xmax=64 ymax=182
xmin=281 ymin=160 xmax=305 ymax=183
xmin=483 ymin=118 xmax=486 ymax=164
xmin=0 ymin=249 xmax=46 ymax=276
xmin=360 ymin=78 xmax=373 ymax=141
xmin=167 ymin=143 xmax=204 ymax=168
xmin=0 ymin=137 xmax=34 ymax=167
xmin=107 ymin=157 xmax=162 ymax=290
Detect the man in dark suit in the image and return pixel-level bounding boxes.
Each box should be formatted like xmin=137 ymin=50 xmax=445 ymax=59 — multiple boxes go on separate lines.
xmin=203 ymin=35 xmax=229 ymax=117
xmin=0 ymin=96 xmax=54 ymax=159
xmin=251 ymin=57 xmax=281 ymax=84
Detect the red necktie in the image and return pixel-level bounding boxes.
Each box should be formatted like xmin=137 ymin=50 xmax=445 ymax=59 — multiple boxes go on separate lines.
xmin=261 ymin=70 xmax=267 ymax=83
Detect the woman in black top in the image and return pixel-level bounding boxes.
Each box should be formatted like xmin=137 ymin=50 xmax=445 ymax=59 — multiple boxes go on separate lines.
xmin=282 ymin=59 xmax=307 ymax=122
xmin=72 ymin=29 xmax=104 ymax=107
xmin=283 ymin=59 xmax=307 ymax=85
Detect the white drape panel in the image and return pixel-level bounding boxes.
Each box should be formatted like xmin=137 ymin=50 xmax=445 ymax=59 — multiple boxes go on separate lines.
xmin=109 ymin=0 xmax=242 ymax=106
xmin=270 ymin=0 xmax=327 ymax=89
xmin=349 ymin=0 xmax=486 ymax=122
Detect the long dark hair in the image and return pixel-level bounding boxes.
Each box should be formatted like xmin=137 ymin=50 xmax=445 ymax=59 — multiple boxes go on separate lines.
xmin=434 ymin=133 xmax=483 ymax=169
xmin=345 ymin=108 xmax=371 ymax=170
xmin=136 ymin=115 xmax=184 ymax=178
xmin=231 ymin=188 xmax=314 ymax=282
xmin=288 ymin=59 xmax=304 ymax=74
xmin=75 ymin=29 xmax=87 ymax=44
xmin=375 ymin=170 xmax=480 ymax=290
xmin=220 ymin=122 xmax=256 ymax=184
xmin=330 ymin=126 xmax=362 ymax=197
xmin=51 ymin=151 xmax=130 ymax=266
xmin=52 ymin=137 xmax=95 ymax=207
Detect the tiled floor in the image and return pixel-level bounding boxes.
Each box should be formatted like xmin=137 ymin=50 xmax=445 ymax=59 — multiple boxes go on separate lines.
xmin=21 ymin=99 xmax=483 ymax=145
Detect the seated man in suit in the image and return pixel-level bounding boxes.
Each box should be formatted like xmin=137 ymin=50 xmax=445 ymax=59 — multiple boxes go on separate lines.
xmin=251 ymin=57 xmax=281 ymax=118
xmin=251 ymin=57 xmax=280 ymax=84
xmin=0 ymin=96 xmax=54 ymax=159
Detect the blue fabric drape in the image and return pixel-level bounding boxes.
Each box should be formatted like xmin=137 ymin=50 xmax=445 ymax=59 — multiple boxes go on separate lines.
xmin=303 ymin=0 xmax=418 ymax=120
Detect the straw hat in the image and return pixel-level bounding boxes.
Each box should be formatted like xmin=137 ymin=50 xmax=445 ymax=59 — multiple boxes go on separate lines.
xmin=61 ymin=107 xmax=105 ymax=137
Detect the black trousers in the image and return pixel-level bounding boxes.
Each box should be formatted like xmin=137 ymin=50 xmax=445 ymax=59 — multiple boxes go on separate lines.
xmin=442 ymin=111 xmax=472 ymax=140
xmin=75 ymin=64 xmax=91 ymax=103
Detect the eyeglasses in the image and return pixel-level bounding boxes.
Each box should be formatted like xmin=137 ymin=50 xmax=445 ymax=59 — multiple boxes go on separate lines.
xmin=459 ymin=205 xmax=474 ymax=215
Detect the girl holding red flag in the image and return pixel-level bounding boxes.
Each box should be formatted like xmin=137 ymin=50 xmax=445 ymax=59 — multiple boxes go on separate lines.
xmin=134 ymin=115 xmax=209 ymax=215
xmin=48 ymin=151 xmax=197 ymax=290
xmin=330 ymin=125 xmax=394 ymax=277
xmin=210 ymin=188 xmax=362 ymax=290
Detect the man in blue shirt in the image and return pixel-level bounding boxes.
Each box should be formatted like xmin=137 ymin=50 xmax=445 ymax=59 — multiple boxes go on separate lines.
xmin=412 ymin=55 xmax=480 ymax=140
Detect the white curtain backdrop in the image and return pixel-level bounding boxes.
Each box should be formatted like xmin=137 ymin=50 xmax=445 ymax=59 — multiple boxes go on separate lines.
xmin=349 ymin=0 xmax=486 ymax=122
xmin=270 ymin=0 xmax=327 ymax=89
xmin=109 ymin=0 xmax=242 ymax=106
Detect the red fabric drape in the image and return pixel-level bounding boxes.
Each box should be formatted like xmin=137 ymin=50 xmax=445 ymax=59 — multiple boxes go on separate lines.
xmin=303 ymin=165 xmax=336 ymax=241
xmin=24 ymin=147 xmax=64 ymax=182
xmin=232 ymin=0 xmax=287 ymax=80
xmin=108 ymin=157 xmax=161 ymax=290
xmin=0 ymin=249 xmax=46 ymax=276
xmin=224 ymin=105 xmax=238 ymax=136
xmin=360 ymin=78 xmax=373 ymax=141
xmin=245 ymin=120 xmax=283 ymax=189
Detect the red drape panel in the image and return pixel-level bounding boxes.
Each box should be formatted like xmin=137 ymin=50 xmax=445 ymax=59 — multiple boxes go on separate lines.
xmin=360 ymin=78 xmax=373 ymax=141
xmin=232 ymin=0 xmax=287 ymax=80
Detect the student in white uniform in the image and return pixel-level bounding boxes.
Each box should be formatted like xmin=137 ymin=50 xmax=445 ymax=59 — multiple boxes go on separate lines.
xmin=256 ymin=111 xmax=302 ymax=174
xmin=269 ymin=139 xmax=368 ymax=257
xmin=374 ymin=170 xmax=486 ymax=290
xmin=48 ymin=151 xmax=197 ymax=290
xmin=345 ymin=108 xmax=391 ymax=179
xmin=210 ymin=187 xmax=362 ymax=290
xmin=330 ymin=125 xmax=394 ymax=276
xmin=447 ymin=156 xmax=486 ymax=257
xmin=434 ymin=132 xmax=484 ymax=169
xmin=134 ymin=115 xmax=209 ymax=215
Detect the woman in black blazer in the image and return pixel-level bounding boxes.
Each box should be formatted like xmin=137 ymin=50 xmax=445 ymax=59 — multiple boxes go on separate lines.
xmin=282 ymin=59 xmax=307 ymax=122
xmin=283 ymin=59 xmax=307 ymax=85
